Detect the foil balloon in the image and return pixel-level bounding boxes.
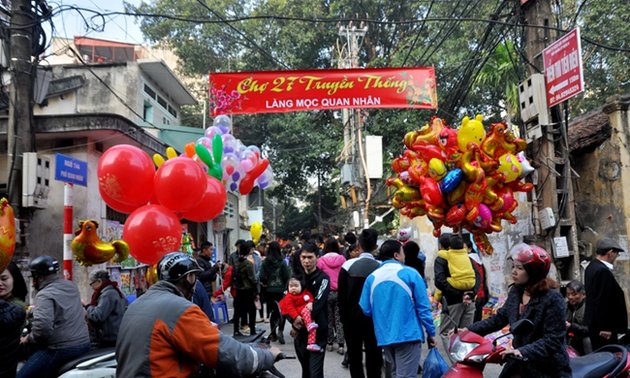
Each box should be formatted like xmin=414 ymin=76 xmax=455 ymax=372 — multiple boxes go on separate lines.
xmin=497 ymin=153 xmax=522 ymax=183
xmin=445 ymin=204 xmax=467 ymax=227
xmin=71 ymin=220 xmax=130 ymax=266
xmin=146 ymin=264 xmax=158 ymax=287
xmin=250 ymin=221 xmax=263 ymax=243
xmin=457 ymin=115 xmax=486 ymax=152
xmin=428 ymin=158 xmax=447 ymax=181
xmin=418 ymin=177 xmax=442 ymax=206
xmin=516 ymin=152 xmax=535 ymax=177
xmin=440 ymin=168 xmax=463 ymax=193
xmin=472 ymin=204 xmax=492 ymax=229
xmin=413 ymin=116 xmax=445 ymax=146
xmin=386 ymin=178 xmax=422 ymax=202
xmin=0 ymin=198 xmax=16 ymax=272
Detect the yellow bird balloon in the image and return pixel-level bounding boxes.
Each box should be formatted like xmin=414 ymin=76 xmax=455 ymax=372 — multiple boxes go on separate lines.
xmin=71 ymin=220 xmax=130 ymax=266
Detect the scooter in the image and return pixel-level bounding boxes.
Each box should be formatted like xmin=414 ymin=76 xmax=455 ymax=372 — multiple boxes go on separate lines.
xmin=57 ymin=331 xmax=295 ymax=378
xmin=443 ymin=318 xmax=630 ymax=378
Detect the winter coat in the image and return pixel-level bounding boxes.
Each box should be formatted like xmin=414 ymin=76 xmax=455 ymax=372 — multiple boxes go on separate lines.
xmin=213 ymin=266 xmax=237 ymax=298
xmin=567 ymin=299 xmax=589 ymax=355
xmin=317 ymin=253 xmax=346 ymax=290
xmin=467 ymin=285 xmax=572 ymax=378
xmin=338 ymin=253 xmax=380 ymax=325
xmin=360 ymin=260 xmax=435 ymax=347
xmin=279 ymin=290 xmax=314 ymax=319
xmin=116 ymin=280 xmax=274 ymax=378
xmin=235 ymin=256 xmax=258 ymax=294
xmin=434 ymin=254 xmax=480 ymax=306
xmin=85 ymin=284 xmax=128 ymax=343
xmin=0 ymin=297 xmax=26 ymax=378
xmin=196 ymin=254 xmax=219 ymax=294
xmin=295 ymin=268 xmax=330 ymax=345
xmin=584 ymin=259 xmax=628 ymax=334
xmin=26 ymin=276 xmax=90 ymax=349
xmin=260 ymin=258 xmax=290 ymax=293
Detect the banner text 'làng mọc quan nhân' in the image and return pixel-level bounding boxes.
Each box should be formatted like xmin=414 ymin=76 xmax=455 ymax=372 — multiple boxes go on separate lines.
xmin=208 ymin=67 xmax=437 ymax=115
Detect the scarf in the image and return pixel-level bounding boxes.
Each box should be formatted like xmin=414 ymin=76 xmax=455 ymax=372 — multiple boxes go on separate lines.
xmin=90 ymin=280 xmax=124 ymax=306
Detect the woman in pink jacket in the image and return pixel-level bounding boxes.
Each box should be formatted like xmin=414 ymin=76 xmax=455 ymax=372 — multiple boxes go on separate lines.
xmin=316 ymin=237 xmax=347 ymax=354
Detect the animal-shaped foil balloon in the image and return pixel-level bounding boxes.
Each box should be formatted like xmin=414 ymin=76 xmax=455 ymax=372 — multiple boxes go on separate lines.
xmin=71 ymin=220 xmax=130 ymax=266
xmin=0 ymin=198 xmax=16 ymax=272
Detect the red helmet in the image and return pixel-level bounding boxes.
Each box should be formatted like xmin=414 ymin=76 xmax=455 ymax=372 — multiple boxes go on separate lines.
xmin=511 ymin=244 xmax=551 ymax=284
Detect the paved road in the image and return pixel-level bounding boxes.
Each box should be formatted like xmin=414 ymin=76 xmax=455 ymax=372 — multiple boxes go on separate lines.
xmin=219 ymin=314 xmax=504 ymax=377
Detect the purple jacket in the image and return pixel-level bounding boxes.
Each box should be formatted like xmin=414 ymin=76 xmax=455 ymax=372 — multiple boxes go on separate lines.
xmin=317 ymin=253 xmax=346 ymax=290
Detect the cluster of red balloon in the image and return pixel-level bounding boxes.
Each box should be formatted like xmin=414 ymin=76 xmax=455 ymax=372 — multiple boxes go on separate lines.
xmin=97 ymin=145 xmax=227 ymax=264
xmin=388 ymin=115 xmax=535 ymax=254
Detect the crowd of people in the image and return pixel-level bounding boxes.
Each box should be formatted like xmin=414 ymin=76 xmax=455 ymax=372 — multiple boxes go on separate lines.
xmin=0 ymin=231 xmax=628 ymax=378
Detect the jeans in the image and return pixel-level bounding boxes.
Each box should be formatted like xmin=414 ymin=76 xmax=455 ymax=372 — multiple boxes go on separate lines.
xmin=17 ymin=342 xmax=91 ymax=378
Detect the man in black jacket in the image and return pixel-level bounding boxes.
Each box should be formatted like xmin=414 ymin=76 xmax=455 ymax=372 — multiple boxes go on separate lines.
xmin=338 ymin=228 xmax=382 ymax=378
xmin=434 ymin=234 xmax=480 ymax=358
xmin=290 ymin=242 xmax=330 ymax=378
xmin=585 ymin=237 xmax=628 ymax=350
xmin=196 ymin=241 xmax=219 ymax=300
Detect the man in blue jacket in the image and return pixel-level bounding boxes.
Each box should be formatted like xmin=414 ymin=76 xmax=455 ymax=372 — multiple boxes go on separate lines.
xmin=360 ymin=240 xmax=437 ymax=378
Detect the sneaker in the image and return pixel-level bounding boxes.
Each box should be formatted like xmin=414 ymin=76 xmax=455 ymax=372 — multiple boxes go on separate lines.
xmin=241 ymin=326 xmax=250 ymax=335
xmin=307 ymin=344 xmax=323 ymax=352
xmin=337 ymin=346 xmax=344 ymax=355
xmin=307 ymin=323 xmax=319 ymax=332
xmin=326 ymin=344 xmax=334 ymax=352
xmin=277 ymin=332 xmax=285 ymax=345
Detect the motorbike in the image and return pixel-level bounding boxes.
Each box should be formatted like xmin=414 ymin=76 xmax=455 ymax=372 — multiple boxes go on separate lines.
xmin=56 ymin=330 xmax=295 ymax=378
xmin=443 ymin=318 xmax=630 ymax=378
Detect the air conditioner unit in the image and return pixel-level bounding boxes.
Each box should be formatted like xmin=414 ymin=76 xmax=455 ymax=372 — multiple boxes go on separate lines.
xmin=22 ymin=153 xmax=50 ymax=208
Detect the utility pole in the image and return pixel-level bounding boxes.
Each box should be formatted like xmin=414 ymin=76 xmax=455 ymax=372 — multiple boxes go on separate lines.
xmin=337 ymin=22 xmax=369 ymax=229
xmin=523 ymin=0 xmax=581 ymax=282
xmin=7 ymin=0 xmax=35 ymax=255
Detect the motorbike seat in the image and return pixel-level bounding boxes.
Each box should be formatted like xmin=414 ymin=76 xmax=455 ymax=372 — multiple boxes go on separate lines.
xmin=570 ymin=351 xmax=619 ymax=378
xmin=56 ymin=347 xmax=115 ymax=376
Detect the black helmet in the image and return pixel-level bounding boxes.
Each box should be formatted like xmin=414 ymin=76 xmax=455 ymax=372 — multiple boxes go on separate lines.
xmin=158 ymin=252 xmax=202 ymax=282
xmin=29 ymin=256 xmax=60 ymax=276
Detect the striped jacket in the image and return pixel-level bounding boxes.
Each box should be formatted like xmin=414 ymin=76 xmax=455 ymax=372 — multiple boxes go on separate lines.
xmin=116 ymin=280 xmax=274 ymax=377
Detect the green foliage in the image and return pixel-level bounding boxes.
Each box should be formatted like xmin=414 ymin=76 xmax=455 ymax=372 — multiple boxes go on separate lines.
xmin=129 ymin=0 xmax=630 ymax=235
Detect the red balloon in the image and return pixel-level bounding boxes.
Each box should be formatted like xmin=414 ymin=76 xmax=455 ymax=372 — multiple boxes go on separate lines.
xmin=99 ymin=186 xmax=141 ymax=214
xmin=123 ymin=205 xmax=182 ymax=265
xmin=154 ymin=157 xmax=207 ymax=212
xmin=182 ymin=176 xmax=227 ymax=222
xmin=419 ymin=177 xmax=443 ymax=206
xmin=98 ymin=145 xmax=155 ymax=206
xmin=239 ymin=159 xmax=269 ymax=195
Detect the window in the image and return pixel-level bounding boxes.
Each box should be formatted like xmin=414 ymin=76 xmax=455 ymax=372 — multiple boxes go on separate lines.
xmin=162 ymin=116 xmax=170 ymax=125
xmin=143 ymin=84 xmax=156 ymax=100
xmin=157 ymin=95 xmax=167 ymax=109
xmin=167 ymin=104 xmax=177 ymax=118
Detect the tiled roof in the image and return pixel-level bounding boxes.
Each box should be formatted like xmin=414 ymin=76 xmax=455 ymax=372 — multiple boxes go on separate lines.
xmin=568 ymin=107 xmax=610 ymax=154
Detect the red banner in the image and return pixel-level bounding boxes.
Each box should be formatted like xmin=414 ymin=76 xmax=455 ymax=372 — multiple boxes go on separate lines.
xmin=208 ymin=67 xmax=437 ymax=115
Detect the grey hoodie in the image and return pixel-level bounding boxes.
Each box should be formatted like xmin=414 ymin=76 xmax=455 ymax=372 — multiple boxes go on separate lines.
xmin=27 ymin=276 xmax=90 ymax=349
xmin=86 ymin=284 xmax=128 ymax=342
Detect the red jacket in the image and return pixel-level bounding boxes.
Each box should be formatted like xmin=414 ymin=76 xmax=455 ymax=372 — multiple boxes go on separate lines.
xmin=279 ymin=290 xmax=314 ymax=319
xmin=213 ymin=266 xmax=237 ymax=298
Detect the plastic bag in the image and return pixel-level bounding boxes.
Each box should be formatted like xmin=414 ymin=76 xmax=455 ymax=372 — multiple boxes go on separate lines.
xmin=422 ymin=347 xmax=448 ymax=378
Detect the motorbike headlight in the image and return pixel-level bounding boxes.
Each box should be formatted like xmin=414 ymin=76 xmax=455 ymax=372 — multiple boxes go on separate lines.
xmin=449 ymin=337 xmax=480 ymax=362
xmin=467 ymin=353 xmax=490 ymax=363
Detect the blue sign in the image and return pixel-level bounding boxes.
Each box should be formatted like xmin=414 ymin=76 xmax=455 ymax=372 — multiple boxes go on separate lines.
xmin=55 ymin=153 xmax=88 ymax=186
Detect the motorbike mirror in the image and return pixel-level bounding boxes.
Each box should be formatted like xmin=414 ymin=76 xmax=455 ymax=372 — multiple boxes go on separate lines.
xmin=509 ymin=319 xmax=534 ymax=335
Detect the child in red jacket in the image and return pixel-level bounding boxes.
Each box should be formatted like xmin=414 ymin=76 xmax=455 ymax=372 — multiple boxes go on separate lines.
xmin=279 ymin=277 xmax=321 ymax=352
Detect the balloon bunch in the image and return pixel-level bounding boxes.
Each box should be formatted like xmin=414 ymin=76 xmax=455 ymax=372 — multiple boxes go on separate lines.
xmin=97 ymin=144 xmax=227 ymax=265
xmin=388 ymin=115 xmax=535 ymax=254
xmin=168 ymin=115 xmax=274 ymax=195
xmin=0 ymin=198 xmax=16 ymax=272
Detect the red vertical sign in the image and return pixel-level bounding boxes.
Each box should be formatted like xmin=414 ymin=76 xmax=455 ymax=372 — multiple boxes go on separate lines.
xmin=543 ymin=28 xmax=584 ymax=107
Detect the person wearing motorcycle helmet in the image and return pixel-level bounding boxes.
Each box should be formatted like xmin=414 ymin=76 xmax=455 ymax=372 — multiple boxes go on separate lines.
xmin=18 ymin=256 xmax=91 ymax=378
xmin=454 ymin=244 xmax=572 ymax=378
xmin=116 ymin=252 xmax=281 ymax=378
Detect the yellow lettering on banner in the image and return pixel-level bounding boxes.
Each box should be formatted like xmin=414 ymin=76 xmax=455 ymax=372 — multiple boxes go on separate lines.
xmin=358 ymin=74 xmax=407 ymax=93
xmin=299 ymin=75 xmax=354 ymax=95
xmin=237 ymin=78 xmax=269 ymax=94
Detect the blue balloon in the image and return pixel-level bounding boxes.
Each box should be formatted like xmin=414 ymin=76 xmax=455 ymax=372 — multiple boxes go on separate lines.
xmin=440 ymin=168 xmax=463 ymax=193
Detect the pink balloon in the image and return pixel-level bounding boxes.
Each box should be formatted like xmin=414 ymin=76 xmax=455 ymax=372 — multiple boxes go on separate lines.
xmin=473 ymin=203 xmax=492 ymax=229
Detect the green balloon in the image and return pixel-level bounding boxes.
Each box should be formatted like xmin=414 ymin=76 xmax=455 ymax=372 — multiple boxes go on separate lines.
xmin=212 ymin=134 xmax=223 ymax=165
xmin=195 ymin=143 xmax=214 ymax=168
